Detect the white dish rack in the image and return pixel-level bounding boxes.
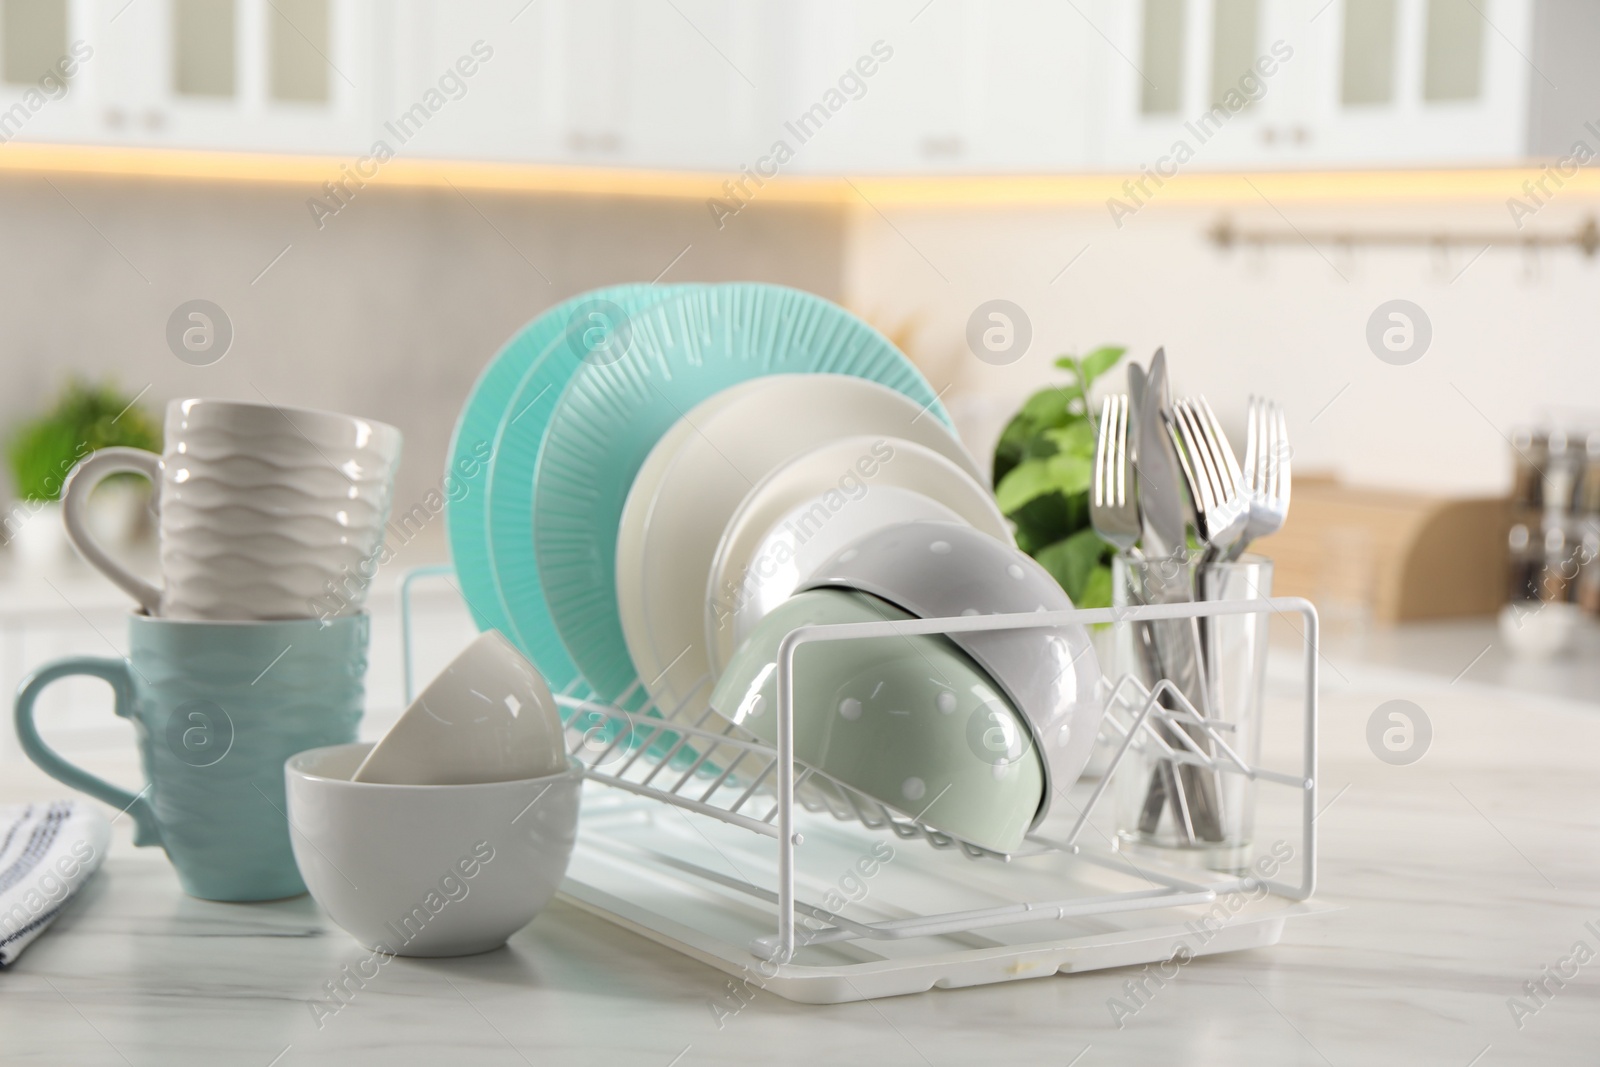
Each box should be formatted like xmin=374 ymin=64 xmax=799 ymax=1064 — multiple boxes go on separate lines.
xmin=401 ymin=567 xmax=1321 ymax=1004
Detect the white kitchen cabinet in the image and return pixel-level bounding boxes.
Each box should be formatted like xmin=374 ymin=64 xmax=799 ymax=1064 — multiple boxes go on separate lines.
xmin=0 ymin=0 xmax=1592 ymax=174
xmin=0 ymin=0 xmax=99 ymax=145
xmin=105 ymin=0 xmax=379 ymax=154
xmin=782 ymin=0 xmax=979 ymax=174
xmin=619 ymin=0 xmax=776 ymax=170
xmin=1096 ymin=0 xmax=1344 ymax=171
xmin=1267 ymin=0 xmax=1538 ymax=167
xmin=1098 ymin=0 xmax=1587 ymax=172
xmin=378 ymin=1 xmax=558 ymax=163
xmin=0 ymin=0 xmax=379 ymax=154
xmin=387 ymin=0 xmax=775 ymax=171
xmin=779 ymin=0 xmax=1094 ymax=175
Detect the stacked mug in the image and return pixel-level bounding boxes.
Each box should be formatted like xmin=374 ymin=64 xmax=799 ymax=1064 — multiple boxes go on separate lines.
xmin=13 ymin=399 xmax=401 ymax=901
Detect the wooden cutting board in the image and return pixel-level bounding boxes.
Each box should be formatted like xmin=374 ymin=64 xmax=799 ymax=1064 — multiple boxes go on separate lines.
xmin=1249 ymin=475 xmax=1510 ymax=623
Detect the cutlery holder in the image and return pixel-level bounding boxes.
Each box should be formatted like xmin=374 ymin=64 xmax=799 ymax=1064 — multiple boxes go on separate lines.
xmin=1111 ymin=555 xmax=1273 ymax=869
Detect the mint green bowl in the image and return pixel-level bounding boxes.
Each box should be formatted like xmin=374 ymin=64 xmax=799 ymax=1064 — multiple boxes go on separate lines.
xmin=708 ymin=589 xmax=1043 ymax=854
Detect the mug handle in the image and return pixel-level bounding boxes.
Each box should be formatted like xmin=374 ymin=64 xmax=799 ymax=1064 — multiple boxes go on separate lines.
xmin=61 ymin=447 xmax=163 ymax=615
xmin=14 ymin=657 xmax=162 ymax=847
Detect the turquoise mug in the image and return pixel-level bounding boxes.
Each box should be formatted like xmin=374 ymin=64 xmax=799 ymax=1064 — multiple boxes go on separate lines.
xmin=14 ymin=613 xmax=367 ymax=901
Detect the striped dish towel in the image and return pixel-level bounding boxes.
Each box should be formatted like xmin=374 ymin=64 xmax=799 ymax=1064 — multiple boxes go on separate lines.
xmin=0 ymin=801 xmax=110 ymax=967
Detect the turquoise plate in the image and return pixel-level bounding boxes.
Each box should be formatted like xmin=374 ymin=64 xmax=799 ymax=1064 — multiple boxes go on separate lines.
xmin=532 ymin=283 xmax=955 ymax=703
xmin=445 ymin=284 xmax=673 ymax=636
xmin=483 ymin=285 xmax=688 ymax=690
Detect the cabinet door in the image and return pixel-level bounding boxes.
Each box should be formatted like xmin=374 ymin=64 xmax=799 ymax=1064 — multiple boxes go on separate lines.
xmin=551 ymin=0 xmax=631 ymax=163
xmin=0 ymin=0 xmax=100 ymax=145
xmin=1306 ymin=0 xmax=1533 ymax=165
xmin=622 ymin=0 xmax=772 ymax=170
xmin=1100 ymin=0 xmax=1532 ymax=171
xmin=783 ymin=0 xmax=1090 ymax=175
xmin=383 ymin=0 xmax=560 ymax=163
xmin=396 ymin=0 xmax=773 ymax=171
xmin=88 ymin=0 xmax=377 ymax=155
xmin=966 ymin=0 xmax=1092 ymax=171
xmin=1098 ymin=0 xmax=1294 ymax=172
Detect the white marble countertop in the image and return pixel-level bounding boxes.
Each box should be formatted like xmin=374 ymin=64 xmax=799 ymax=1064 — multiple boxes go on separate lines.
xmin=4 ymin=621 xmax=1600 ymax=1066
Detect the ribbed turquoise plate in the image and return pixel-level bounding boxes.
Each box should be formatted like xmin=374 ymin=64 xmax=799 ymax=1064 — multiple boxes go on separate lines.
xmin=482 ymin=285 xmax=688 ymax=690
xmin=446 ymin=284 xmax=674 ymax=637
xmin=532 ymin=283 xmax=955 ymax=703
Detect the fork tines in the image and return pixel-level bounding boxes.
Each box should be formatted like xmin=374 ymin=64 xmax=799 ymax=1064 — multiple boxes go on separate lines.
xmin=1246 ymin=394 xmax=1291 ymax=513
xmin=1094 ymin=394 xmax=1128 ymax=509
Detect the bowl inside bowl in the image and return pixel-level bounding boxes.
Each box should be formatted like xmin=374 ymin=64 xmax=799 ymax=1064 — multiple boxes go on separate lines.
xmin=351 ymin=630 xmax=568 ymax=786
xmin=708 ymin=590 xmax=1043 ymax=854
xmin=285 ymin=743 xmax=582 ymax=957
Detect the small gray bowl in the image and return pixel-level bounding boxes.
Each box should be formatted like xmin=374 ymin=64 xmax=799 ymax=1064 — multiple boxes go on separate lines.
xmin=799 ymin=520 xmax=1103 ymax=824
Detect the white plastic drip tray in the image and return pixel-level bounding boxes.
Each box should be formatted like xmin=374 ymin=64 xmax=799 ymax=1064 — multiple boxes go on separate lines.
xmin=557 ymin=792 xmax=1336 ymax=1004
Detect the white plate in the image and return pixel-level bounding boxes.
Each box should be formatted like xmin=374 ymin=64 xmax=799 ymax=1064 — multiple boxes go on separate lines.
xmin=617 ymin=374 xmax=983 ymax=718
xmin=704 ymin=435 xmax=1012 ymax=678
xmin=614 ymin=379 xmax=776 ymax=685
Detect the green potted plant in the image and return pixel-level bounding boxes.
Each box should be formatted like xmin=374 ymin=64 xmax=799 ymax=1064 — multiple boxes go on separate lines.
xmin=992 ymin=345 xmax=1126 ymax=609
xmin=6 ymin=379 xmax=162 ymax=566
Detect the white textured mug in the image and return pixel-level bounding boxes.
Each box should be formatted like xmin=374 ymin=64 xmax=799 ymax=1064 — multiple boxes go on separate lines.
xmin=62 ymin=398 xmax=402 ymax=620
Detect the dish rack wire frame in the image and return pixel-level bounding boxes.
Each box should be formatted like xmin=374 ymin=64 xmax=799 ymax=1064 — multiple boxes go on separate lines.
xmin=399 ymin=564 xmax=1319 ymax=966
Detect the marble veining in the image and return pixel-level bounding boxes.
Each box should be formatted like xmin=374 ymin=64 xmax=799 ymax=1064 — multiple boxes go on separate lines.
xmin=3 ymin=648 xmax=1600 ymax=1065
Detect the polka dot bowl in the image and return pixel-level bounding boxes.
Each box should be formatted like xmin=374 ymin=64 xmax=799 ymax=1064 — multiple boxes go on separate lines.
xmin=798 ymin=519 xmax=1104 ymax=827
xmin=707 ymin=588 xmax=1043 ymax=854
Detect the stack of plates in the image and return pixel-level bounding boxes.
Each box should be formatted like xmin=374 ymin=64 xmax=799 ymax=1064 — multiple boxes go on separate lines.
xmin=446 ymin=283 xmax=1100 ymax=853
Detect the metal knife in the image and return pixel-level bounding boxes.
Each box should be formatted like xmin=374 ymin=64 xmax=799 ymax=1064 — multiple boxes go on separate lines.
xmin=1136 ymin=349 xmax=1224 ymax=841
xmin=1126 ymin=362 xmax=1193 ymax=842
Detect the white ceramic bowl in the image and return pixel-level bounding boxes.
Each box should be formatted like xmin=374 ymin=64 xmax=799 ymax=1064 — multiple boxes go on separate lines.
xmin=286 ymin=742 xmax=581 ymax=958
xmin=799 ymin=520 xmax=1104 ymax=824
xmin=704 ymin=434 xmax=1013 ymax=678
xmin=354 ymin=630 xmax=568 ymax=785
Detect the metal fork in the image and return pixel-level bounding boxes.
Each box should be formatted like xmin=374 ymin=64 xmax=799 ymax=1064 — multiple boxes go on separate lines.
xmin=1091 ymin=394 xmax=1141 ymax=553
xmin=1227 ymin=395 xmax=1292 ymax=560
xmin=1169 ymin=396 xmax=1249 ymax=566
xmin=1094 ymin=392 xmax=1202 ymax=844
xmin=1158 ymin=394 xmax=1255 ymax=842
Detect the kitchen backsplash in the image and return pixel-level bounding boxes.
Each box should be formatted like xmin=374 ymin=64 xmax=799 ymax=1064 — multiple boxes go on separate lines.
xmin=3 ymin=173 xmax=1594 ymax=517
xmin=0 ymin=174 xmax=846 ymax=518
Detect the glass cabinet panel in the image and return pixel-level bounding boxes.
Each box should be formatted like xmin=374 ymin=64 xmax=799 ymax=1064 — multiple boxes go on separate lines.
xmin=1341 ymin=0 xmax=1398 ymax=105
xmin=270 ymin=0 xmax=329 ymax=103
xmin=1210 ymin=0 xmax=1259 ymax=108
xmin=1422 ymin=0 xmax=1484 ymax=101
xmin=2 ymin=0 xmax=66 ymax=84
xmin=1140 ymin=0 xmax=1185 ymax=115
xmin=173 ymin=0 xmax=237 ymax=98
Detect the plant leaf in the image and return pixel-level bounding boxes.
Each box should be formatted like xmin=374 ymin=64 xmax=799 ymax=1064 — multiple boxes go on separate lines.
xmin=993 ymin=385 xmax=1088 ymax=484
xmin=1042 ymin=420 xmax=1096 ymax=459
xmin=1078 ymin=346 xmax=1127 ymax=391
xmin=995 ymin=452 xmax=1093 ymax=516
xmin=1007 ymin=490 xmax=1075 ymax=556
xmin=7 ymin=378 xmax=162 ymax=502
xmin=1078 ymin=563 xmax=1114 ymax=610
xmin=1018 ymin=385 xmax=1082 ymax=429
xmin=1034 ymin=527 xmax=1109 ymax=603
